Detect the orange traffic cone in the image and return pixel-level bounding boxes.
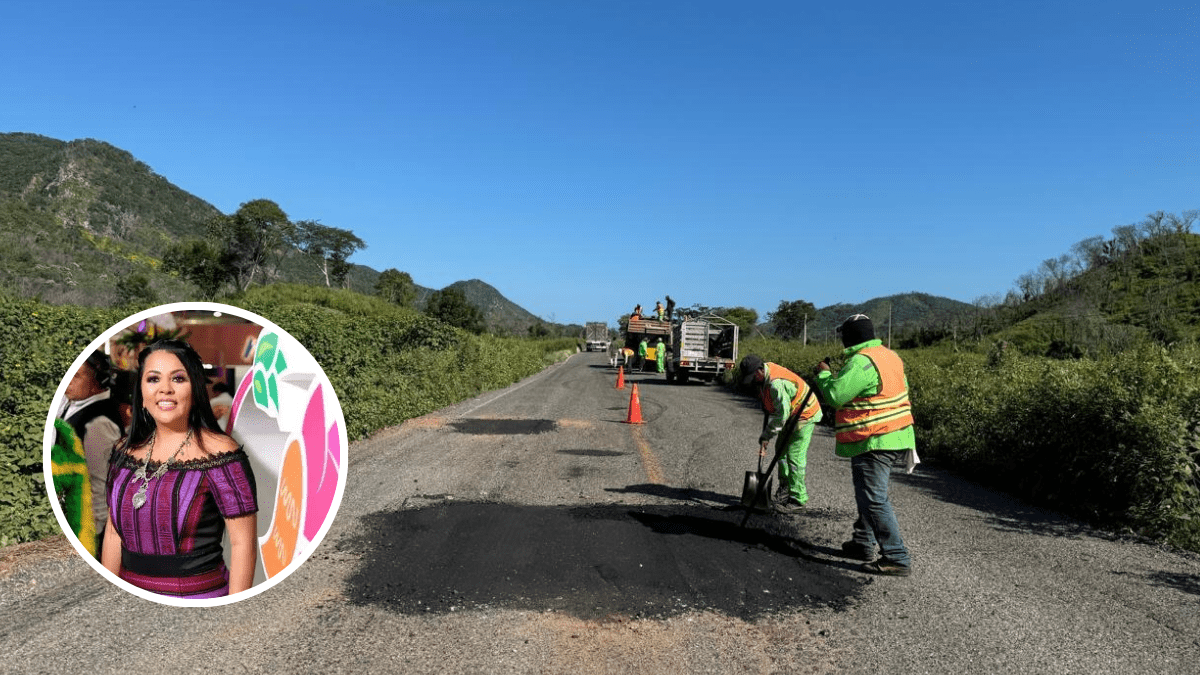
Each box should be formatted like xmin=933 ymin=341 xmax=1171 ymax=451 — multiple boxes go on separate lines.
xmin=615 ymin=365 xmax=626 ymax=389
xmin=625 ymin=384 xmax=645 ymax=424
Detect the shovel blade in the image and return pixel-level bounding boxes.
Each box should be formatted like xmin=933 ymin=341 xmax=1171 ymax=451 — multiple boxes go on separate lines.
xmin=741 ymin=470 xmax=772 ymax=509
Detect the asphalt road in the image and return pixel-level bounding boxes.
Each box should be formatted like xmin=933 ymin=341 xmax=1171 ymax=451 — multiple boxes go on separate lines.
xmin=2 ymin=352 xmax=1199 ymax=674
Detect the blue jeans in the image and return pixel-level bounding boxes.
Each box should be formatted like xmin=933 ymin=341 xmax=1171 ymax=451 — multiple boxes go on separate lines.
xmin=850 ymin=450 xmax=911 ymax=567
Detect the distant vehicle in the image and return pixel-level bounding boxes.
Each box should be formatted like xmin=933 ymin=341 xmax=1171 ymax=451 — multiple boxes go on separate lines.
xmin=584 ymin=322 xmax=610 ymax=352
xmin=622 ymin=313 xmax=739 ymax=384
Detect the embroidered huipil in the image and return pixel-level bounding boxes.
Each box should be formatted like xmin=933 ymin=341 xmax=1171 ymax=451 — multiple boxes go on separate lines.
xmin=107 ymin=448 xmax=257 ymax=598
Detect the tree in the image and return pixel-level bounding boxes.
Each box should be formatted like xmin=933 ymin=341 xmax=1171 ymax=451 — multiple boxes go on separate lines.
xmin=1071 ymin=235 xmax=1107 ymax=270
xmin=375 ymin=268 xmax=417 ymax=307
xmin=115 ymin=271 xmax=158 ymax=307
xmin=425 ymin=287 xmax=485 ymax=333
xmin=287 ymin=220 xmax=366 ymax=288
xmin=768 ymin=299 xmax=817 ymax=340
xmin=209 ymin=199 xmax=292 ymax=291
xmin=162 ymin=239 xmax=234 ymax=299
xmin=721 ymin=307 xmax=759 ymax=336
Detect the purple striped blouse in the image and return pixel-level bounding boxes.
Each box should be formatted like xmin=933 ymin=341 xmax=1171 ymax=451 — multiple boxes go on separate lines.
xmin=108 ymin=447 xmax=258 ymax=559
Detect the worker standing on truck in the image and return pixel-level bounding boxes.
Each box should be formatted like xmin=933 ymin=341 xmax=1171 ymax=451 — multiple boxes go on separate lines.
xmin=654 ymin=301 xmax=665 ymax=321
xmin=739 ymin=354 xmax=822 ymax=514
xmin=815 ymin=314 xmax=917 ymax=577
xmin=655 ymin=337 xmax=666 ymax=373
xmin=631 ymin=304 xmax=643 ymax=321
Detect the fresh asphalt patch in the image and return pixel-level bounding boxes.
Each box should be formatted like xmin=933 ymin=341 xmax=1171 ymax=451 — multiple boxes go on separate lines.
xmin=339 ymin=501 xmax=865 ymax=621
xmin=448 ymin=418 xmax=558 ymax=435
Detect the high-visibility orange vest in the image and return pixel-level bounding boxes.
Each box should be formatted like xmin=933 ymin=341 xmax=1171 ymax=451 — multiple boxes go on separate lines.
xmin=761 ymin=363 xmax=822 ymax=421
xmin=834 ymin=345 xmax=914 ymax=443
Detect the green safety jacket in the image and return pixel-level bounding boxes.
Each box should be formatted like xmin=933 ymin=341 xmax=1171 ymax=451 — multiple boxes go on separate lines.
xmin=759 ymin=363 xmax=822 ymax=445
xmin=815 ymin=339 xmax=916 ymax=458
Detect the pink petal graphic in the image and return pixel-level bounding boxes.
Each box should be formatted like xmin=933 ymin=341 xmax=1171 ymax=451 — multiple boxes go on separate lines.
xmin=302 ymin=385 xmax=338 ymax=540
xmin=227 ymin=371 xmax=255 ymax=433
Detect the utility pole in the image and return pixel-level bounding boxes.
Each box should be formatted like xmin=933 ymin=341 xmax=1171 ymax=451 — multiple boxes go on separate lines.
xmin=803 ymin=313 xmax=807 ymax=346
xmin=887 ymin=304 xmax=892 ymax=349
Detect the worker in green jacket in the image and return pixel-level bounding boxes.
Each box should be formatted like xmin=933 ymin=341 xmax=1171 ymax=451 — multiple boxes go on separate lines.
xmin=655 ymin=338 xmax=666 ymax=373
xmin=815 ymin=314 xmax=917 ymax=577
xmin=637 ymin=337 xmax=649 ymax=372
xmin=741 ymin=354 xmax=823 ymax=513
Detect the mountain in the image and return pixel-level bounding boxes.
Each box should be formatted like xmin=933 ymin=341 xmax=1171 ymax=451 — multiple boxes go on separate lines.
xmin=752 ymin=292 xmax=976 ymax=341
xmin=814 ymin=292 xmax=976 ymax=340
xmin=424 ymin=279 xmax=575 ymax=336
xmin=0 ymin=133 xmax=554 ymax=333
xmin=0 ymin=133 xmax=220 ymax=304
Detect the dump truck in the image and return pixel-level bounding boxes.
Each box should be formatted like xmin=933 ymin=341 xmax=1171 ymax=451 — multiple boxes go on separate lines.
xmin=584 ymin=322 xmax=610 ymax=352
xmin=622 ymin=313 xmax=739 ymax=384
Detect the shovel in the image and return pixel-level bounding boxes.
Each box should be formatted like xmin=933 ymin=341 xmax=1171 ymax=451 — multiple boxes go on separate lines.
xmin=740 ymin=447 xmax=782 ymax=527
xmin=739 ymin=388 xmax=816 ymax=528
xmin=741 ymin=450 xmax=775 ymax=509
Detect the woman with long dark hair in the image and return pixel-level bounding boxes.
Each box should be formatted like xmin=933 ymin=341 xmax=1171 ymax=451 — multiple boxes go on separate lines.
xmin=101 ymin=339 xmax=258 ymax=598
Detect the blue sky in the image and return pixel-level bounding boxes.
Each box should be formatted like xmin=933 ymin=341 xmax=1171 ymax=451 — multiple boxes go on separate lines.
xmin=5 ymin=1 xmax=1197 ymax=327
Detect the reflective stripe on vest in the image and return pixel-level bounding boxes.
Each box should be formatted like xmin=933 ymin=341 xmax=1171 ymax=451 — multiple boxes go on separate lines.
xmin=834 ymin=346 xmax=913 ymax=443
xmin=761 ymin=363 xmax=822 ymax=421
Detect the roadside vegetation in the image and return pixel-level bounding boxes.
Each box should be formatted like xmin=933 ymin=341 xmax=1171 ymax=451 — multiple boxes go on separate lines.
xmin=0 ymin=286 xmax=576 ymax=547
xmin=735 ymin=212 xmax=1200 ymax=552
xmin=738 ymin=336 xmax=1200 ymax=552
xmin=4 ymin=141 xmax=1197 ymax=556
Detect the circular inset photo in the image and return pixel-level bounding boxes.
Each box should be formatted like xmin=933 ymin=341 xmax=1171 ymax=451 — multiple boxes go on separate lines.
xmin=44 ymin=302 xmax=348 ymax=606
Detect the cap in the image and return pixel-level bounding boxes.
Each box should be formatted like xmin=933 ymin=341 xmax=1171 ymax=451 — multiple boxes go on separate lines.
xmin=840 ymin=314 xmax=875 ymax=348
xmin=739 ymin=354 xmax=764 ymax=385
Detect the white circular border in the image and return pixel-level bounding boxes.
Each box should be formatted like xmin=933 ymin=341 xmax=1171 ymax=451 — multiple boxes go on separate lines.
xmin=41 ymin=301 xmax=350 ymax=607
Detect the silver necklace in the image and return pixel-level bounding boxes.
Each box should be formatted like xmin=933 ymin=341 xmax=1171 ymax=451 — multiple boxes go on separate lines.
xmin=131 ymin=428 xmax=193 ymax=509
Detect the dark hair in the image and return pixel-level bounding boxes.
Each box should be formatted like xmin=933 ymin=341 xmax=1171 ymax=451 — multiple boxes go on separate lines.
xmin=118 ymin=339 xmax=227 ymax=454
xmin=84 ymin=351 xmax=114 ymax=389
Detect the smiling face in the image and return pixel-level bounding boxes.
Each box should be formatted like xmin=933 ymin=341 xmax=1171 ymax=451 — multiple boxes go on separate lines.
xmin=141 ymin=350 xmax=193 ymax=428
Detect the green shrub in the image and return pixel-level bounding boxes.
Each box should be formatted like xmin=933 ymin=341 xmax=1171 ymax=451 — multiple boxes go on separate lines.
xmin=910 ymin=342 xmax=1200 ymax=549
xmin=0 ymin=294 xmax=125 ymax=546
xmin=0 ymin=286 xmax=576 ymax=546
xmin=737 ymin=336 xmax=1200 ymax=551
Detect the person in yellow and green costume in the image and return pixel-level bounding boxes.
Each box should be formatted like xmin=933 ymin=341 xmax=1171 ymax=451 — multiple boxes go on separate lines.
xmin=50 ymin=418 xmax=97 ymax=557
xmin=655 ymin=337 xmax=666 ymax=373
xmin=815 ymin=314 xmax=918 ymax=577
xmin=58 ymin=350 xmax=123 ymax=558
xmin=739 ymin=354 xmax=822 ymax=514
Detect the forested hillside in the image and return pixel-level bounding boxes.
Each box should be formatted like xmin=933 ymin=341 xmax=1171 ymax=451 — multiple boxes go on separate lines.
xmin=0 ymin=133 xmax=218 ymax=304
xmin=0 ymin=133 xmax=570 ymax=335
xmin=961 ymin=212 xmax=1200 ymax=356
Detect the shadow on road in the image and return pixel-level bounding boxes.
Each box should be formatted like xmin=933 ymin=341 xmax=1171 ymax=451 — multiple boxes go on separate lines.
xmin=339 ymin=501 xmax=865 ymax=621
xmin=604 ymin=482 xmax=740 ymax=507
xmin=894 ymin=466 xmax=1096 ymax=539
xmin=1113 ymin=569 xmax=1200 ymax=598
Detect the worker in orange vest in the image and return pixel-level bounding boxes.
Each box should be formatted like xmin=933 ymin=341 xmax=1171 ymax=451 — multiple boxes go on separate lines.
xmin=816 ymin=314 xmax=917 ymax=577
xmin=739 ymin=354 xmax=823 ymax=513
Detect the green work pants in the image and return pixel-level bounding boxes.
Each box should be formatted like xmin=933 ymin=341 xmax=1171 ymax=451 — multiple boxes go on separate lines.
xmin=776 ymin=408 xmax=821 ymax=504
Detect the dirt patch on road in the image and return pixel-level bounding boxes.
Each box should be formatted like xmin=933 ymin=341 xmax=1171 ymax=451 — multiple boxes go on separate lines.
xmin=520 ymin=609 xmax=849 ymax=674
xmin=0 ymin=535 xmax=76 ymax=581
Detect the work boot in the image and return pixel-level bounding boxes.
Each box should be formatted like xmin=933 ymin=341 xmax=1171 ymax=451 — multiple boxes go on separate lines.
xmin=859 ymin=559 xmax=911 ymax=577
xmin=840 ymin=540 xmax=875 ymax=561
